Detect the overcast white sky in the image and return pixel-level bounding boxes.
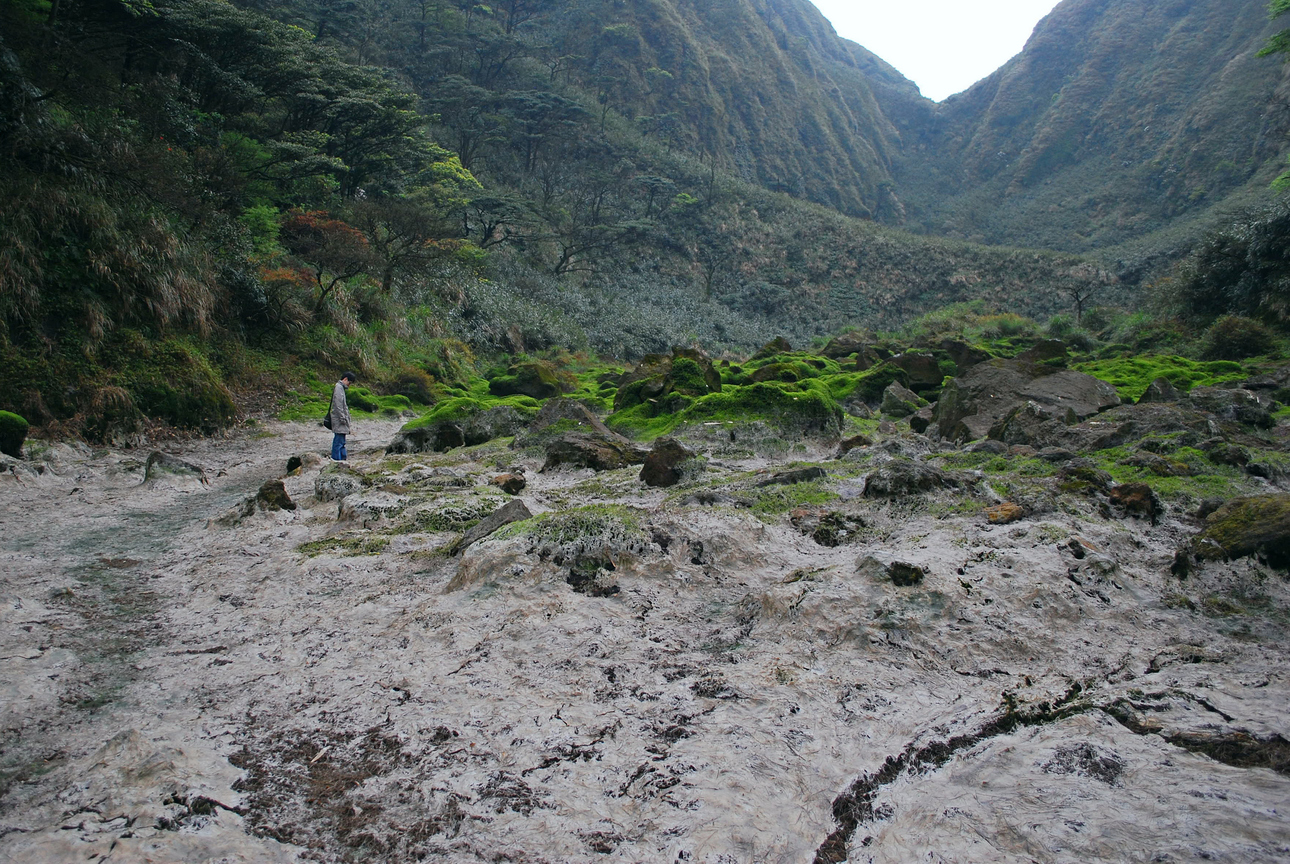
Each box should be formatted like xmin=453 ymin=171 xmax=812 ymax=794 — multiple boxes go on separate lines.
xmin=809 ymin=1 xmax=1063 ymax=101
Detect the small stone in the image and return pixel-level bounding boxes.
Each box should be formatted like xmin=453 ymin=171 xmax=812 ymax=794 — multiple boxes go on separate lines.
xmin=1009 ymin=445 xmax=1038 ymax=458
xmin=756 ymin=466 xmax=827 ymax=487
xmin=910 ymin=405 xmax=936 ymax=434
xmin=837 ymin=434 xmax=873 ymax=456
xmin=640 ymin=437 xmax=699 ymax=488
xmin=255 ymin=479 xmax=296 ymax=512
xmin=451 ymin=498 xmax=533 ymax=555
xmin=491 ymin=473 xmax=527 ymax=495
xmin=986 ymin=502 xmax=1025 ymax=524
xmin=1038 ymin=447 xmax=1076 ymax=462
xmin=1109 ymin=483 xmax=1160 ymax=522
xmin=967 ymin=439 xmax=1008 ymax=455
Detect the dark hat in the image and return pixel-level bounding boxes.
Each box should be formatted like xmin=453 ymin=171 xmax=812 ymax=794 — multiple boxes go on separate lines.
xmin=341 ymin=371 xmax=358 ymax=382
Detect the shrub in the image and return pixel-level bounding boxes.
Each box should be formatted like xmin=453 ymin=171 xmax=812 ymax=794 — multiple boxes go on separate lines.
xmin=0 ymin=411 xmax=29 ymax=458
xmin=1203 ymin=315 xmax=1277 ymax=360
xmin=390 ymin=366 xmax=438 ymax=404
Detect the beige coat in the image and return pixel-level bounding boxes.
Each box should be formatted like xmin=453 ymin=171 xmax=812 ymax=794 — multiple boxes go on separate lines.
xmin=329 ymin=381 xmax=352 ymax=434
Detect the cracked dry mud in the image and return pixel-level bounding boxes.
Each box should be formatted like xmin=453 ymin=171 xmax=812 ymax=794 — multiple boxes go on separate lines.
xmin=1 ymin=417 xmax=1288 ymax=863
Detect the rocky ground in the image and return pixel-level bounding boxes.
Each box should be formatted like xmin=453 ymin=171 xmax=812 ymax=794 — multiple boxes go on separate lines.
xmin=1 ymin=400 xmax=1288 ymax=863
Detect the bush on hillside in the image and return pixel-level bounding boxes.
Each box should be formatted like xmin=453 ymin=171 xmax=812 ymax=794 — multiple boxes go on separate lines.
xmin=1170 ymin=200 xmax=1290 ymax=326
xmin=1203 ymin=315 xmax=1277 ymax=360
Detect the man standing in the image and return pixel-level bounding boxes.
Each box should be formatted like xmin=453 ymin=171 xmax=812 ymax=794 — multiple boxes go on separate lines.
xmin=329 ymin=372 xmax=356 ymax=461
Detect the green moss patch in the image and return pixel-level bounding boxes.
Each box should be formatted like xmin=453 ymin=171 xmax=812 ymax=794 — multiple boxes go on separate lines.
xmin=1073 ymin=355 xmax=1246 ymax=401
xmin=0 ymin=411 xmax=29 ymax=458
xmin=607 ymin=382 xmax=843 ymax=441
xmin=297 ymin=534 xmax=390 ymax=557
xmin=399 ymin=394 xmax=540 ymax=431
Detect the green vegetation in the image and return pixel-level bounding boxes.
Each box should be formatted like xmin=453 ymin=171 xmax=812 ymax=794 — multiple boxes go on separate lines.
xmin=297 ymin=535 xmax=391 ymax=557
xmin=0 ymin=411 xmax=29 ymax=458
xmin=1072 ymin=356 xmax=1247 ymax=401
xmin=608 ymin=381 xmax=843 ymax=441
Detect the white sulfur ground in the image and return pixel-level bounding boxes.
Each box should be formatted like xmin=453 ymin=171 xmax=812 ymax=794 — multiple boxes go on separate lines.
xmin=0 ymin=418 xmax=1287 ymax=864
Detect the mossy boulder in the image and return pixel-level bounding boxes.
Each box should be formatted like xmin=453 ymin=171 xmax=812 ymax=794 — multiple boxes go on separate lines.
xmin=0 ymin=411 xmax=29 ymax=458
xmin=640 ymin=437 xmax=703 ymax=488
xmin=880 ymin=382 xmax=927 ymax=418
xmin=845 ymin=362 xmax=911 ymax=406
xmin=1189 ymin=494 xmax=1290 ymax=570
xmin=614 ymin=348 xmax=721 ymax=412
xmin=387 ymin=397 xmax=537 ymax=453
xmin=863 ymin=459 xmax=952 ymax=497
xmin=820 ymin=331 xmax=869 ymax=360
xmin=684 ymin=383 xmax=843 ymax=439
xmin=488 ymin=361 xmax=574 ymax=400
xmin=750 ymin=336 xmax=793 ymax=361
xmin=513 ymin=397 xmax=620 ymax=449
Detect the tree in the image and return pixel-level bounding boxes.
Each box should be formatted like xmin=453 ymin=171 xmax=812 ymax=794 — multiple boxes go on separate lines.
xmin=279 ymin=211 xmax=376 ymax=311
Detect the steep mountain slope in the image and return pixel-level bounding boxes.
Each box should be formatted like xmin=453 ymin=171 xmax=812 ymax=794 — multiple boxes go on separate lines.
xmin=889 ymin=0 xmax=1290 ymax=252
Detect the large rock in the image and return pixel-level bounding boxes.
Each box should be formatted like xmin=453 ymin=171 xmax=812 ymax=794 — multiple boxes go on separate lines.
xmin=933 ymin=358 xmax=1121 ymax=443
xmin=1186 ymin=494 xmax=1290 ymax=570
xmin=939 ymin=339 xmax=992 ymax=373
xmin=1187 ymin=387 xmax=1274 ymax=428
xmin=513 ymin=398 xmax=623 ymax=448
xmin=640 ymin=437 xmax=701 ymax=488
xmin=889 ymin=352 xmax=943 ymax=390
xmin=544 ymin=432 xmax=649 ymax=472
xmin=487 ymin=361 xmax=572 ymax=400
xmin=1051 ymin=402 xmax=1222 ymax=454
xmin=863 ymin=459 xmax=951 ymax=497
xmin=880 ymin=381 xmax=926 ymax=418
xmin=143 ymin=452 xmax=209 ymax=486
xmin=315 ymin=467 xmax=364 ymax=501
xmin=750 ymin=336 xmax=793 ymax=361
xmin=1137 ymin=377 xmax=1184 ymax=404
xmin=255 ymin=479 xmax=296 ymax=512
xmin=820 ymin=331 xmax=869 ymax=359
xmin=387 ymin=404 xmax=532 ymax=453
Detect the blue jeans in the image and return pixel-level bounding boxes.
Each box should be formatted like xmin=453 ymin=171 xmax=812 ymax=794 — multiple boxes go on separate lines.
xmin=331 ymin=433 xmax=347 ymax=461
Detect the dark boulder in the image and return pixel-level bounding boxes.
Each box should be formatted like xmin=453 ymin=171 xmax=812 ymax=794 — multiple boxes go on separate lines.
xmin=1187 ymin=494 xmax=1290 ymax=570
xmin=1188 ymin=387 xmax=1274 ymax=428
xmin=890 ymin=352 xmax=944 ymax=390
xmin=821 ymin=331 xmax=869 ymax=359
xmin=1137 ymin=377 xmax=1184 ymax=404
xmin=880 ymin=381 xmax=926 ymax=418
xmin=255 ymin=479 xmax=297 ymax=512
xmin=751 ymin=336 xmax=793 ymax=361
xmin=755 ymin=466 xmax=827 ymax=487
xmin=910 ymin=405 xmax=936 ymax=434
xmin=837 ymin=434 xmax=873 ymax=457
xmin=858 ymin=554 xmax=926 ymax=586
xmin=939 ymin=339 xmax=992 ymax=373
xmin=1109 ymin=483 xmax=1160 ymax=522
xmin=640 ymin=437 xmax=701 ymax=488
xmin=0 ymin=411 xmax=29 ymax=459
xmin=544 ymin=432 xmax=649 ymax=472
xmin=1016 ymin=339 xmax=1068 ymax=364
xmin=933 ymin=358 xmax=1120 ymax=443
xmin=144 ymin=451 xmax=209 ymax=486
xmin=863 ymin=459 xmax=951 ymax=497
